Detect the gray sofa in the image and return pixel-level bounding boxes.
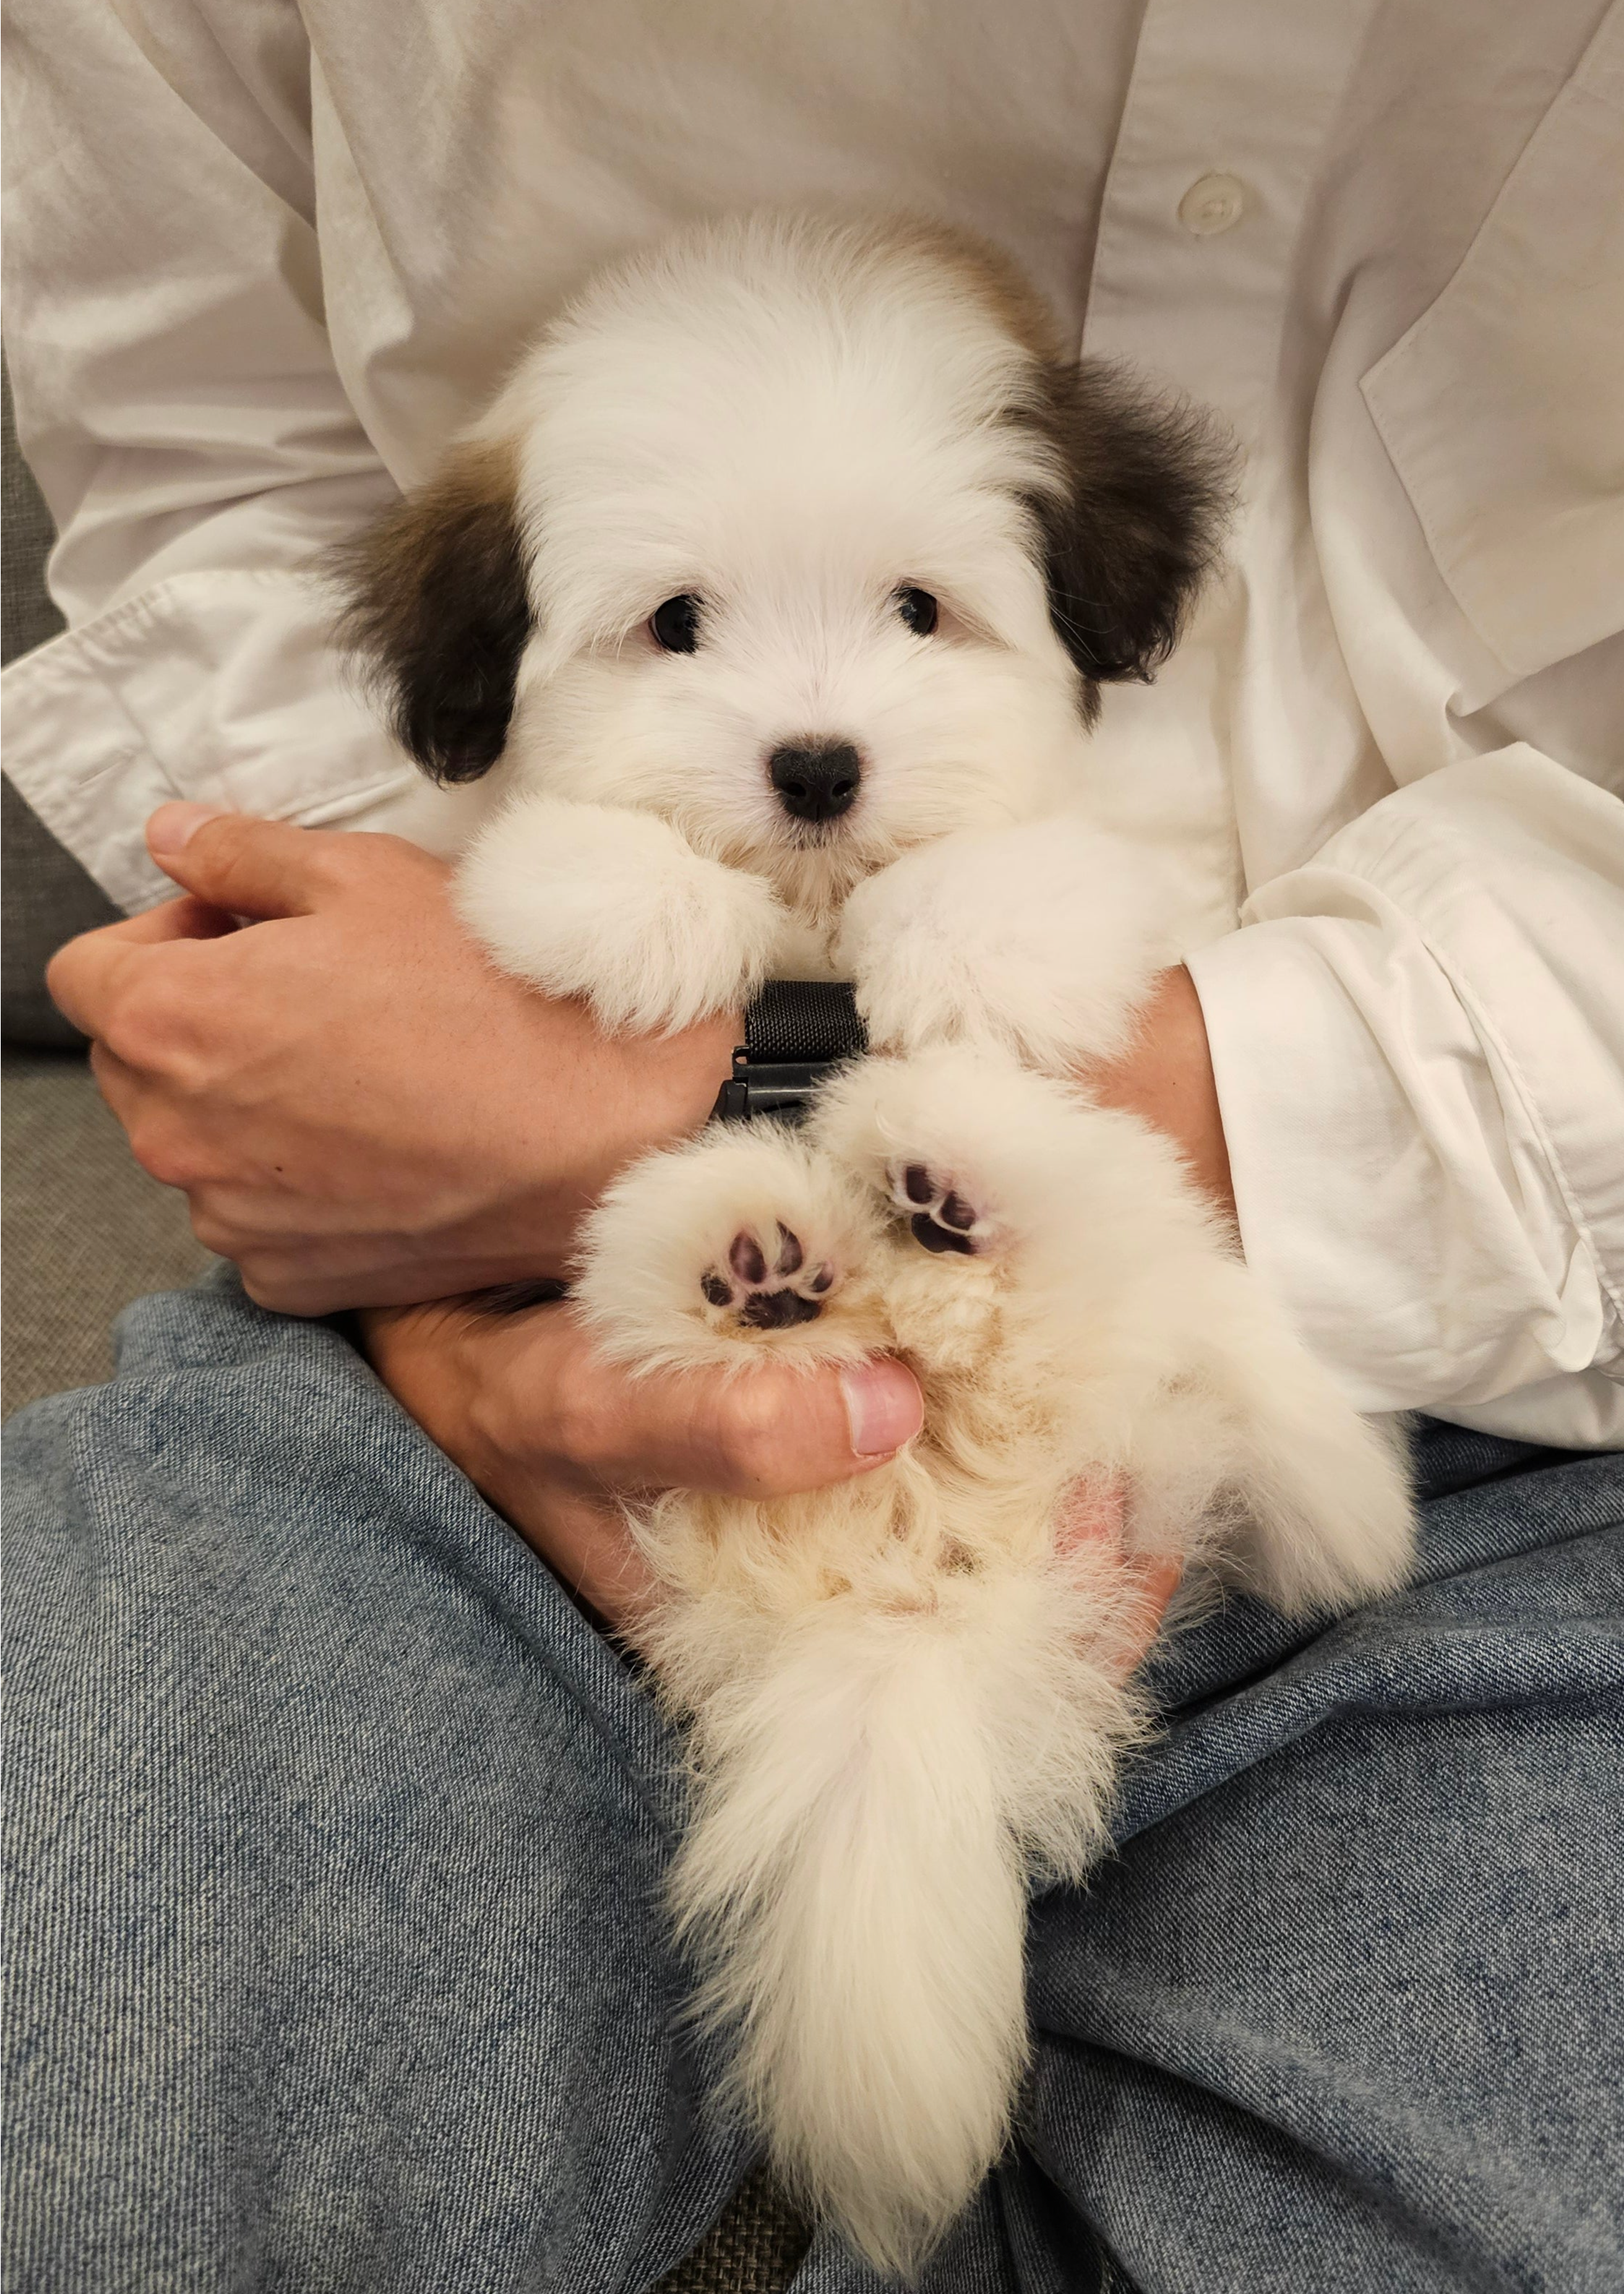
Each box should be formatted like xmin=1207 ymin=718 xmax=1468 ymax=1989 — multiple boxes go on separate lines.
xmin=2 ymin=363 xmax=213 ymax=1412
xmin=1 ymin=366 xmax=810 ymax=2292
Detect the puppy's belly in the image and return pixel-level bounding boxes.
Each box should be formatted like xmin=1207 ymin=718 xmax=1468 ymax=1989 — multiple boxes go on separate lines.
xmin=640 ymin=1413 xmax=1070 ymax=1631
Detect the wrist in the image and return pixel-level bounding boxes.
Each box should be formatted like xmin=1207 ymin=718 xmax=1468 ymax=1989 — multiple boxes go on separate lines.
xmin=358 ymin=1295 xmax=523 ymax=1498
xmin=658 ymin=1008 xmax=743 ymax=1133
xmin=713 ymin=981 xmax=869 ymax=1124
xmin=471 ymin=1005 xmax=741 ymax=1279
xmin=1080 ymin=966 xmax=1236 ymax=1231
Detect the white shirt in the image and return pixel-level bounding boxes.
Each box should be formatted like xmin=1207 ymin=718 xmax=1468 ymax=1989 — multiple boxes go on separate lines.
xmin=4 ymin=0 xmax=1623 ymax=1445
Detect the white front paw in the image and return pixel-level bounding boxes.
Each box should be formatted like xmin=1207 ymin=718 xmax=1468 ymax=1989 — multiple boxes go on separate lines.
xmin=835 ymin=822 xmax=1183 ymax=1072
xmin=455 ymin=798 xmax=785 ymax=1034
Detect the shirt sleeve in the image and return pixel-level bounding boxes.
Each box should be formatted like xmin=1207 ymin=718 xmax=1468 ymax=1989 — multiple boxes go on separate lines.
xmin=0 ymin=0 xmax=413 ymax=914
xmin=1186 ymin=748 xmax=1624 ymax=1448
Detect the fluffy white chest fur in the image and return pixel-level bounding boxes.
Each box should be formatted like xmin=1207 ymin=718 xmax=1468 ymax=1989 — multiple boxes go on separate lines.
xmin=338 ymin=212 xmax=1414 ymax=2276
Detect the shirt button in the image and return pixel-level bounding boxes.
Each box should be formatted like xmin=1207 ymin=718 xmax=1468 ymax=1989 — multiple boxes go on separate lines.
xmin=1178 ymin=172 xmax=1247 ymax=237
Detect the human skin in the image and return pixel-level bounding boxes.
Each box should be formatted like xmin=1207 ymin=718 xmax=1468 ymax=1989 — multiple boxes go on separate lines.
xmin=47 ymin=808 xmax=739 ymax=1314
xmin=49 ymin=803 xmax=1215 ymax=1636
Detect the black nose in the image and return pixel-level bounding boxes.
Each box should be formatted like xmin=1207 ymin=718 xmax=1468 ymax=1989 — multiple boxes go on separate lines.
xmin=768 ymin=740 xmax=862 ymax=824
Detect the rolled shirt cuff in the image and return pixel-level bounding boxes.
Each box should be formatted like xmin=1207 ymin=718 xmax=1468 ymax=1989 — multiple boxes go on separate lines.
xmin=1 ymin=570 xmax=413 ymax=911
xmin=1186 ymin=907 xmax=1616 ymax=1437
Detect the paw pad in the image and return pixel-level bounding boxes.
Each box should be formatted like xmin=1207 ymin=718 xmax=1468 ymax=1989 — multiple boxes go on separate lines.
xmin=893 ymin=1164 xmax=987 ymax=1257
xmin=700 ymin=1224 xmax=836 ymax=1329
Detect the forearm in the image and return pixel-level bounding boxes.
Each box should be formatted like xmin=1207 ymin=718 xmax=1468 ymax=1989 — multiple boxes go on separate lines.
xmin=1081 ymin=757 xmax=1624 ymax=1449
xmin=1081 ymin=964 xmax=1236 ymax=1231
xmin=48 ymin=811 xmax=741 ymax=1314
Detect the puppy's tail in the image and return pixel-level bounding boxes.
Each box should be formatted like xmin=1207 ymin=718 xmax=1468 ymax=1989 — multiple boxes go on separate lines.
xmin=663 ymin=1565 xmax=1138 ymax=2275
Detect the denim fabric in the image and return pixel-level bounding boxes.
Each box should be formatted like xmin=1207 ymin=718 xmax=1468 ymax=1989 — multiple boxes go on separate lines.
xmin=6 ymin=1270 xmax=1622 ymax=2293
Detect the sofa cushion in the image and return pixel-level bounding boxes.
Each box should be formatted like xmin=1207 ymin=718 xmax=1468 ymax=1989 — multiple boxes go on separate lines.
xmin=3 ymin=356 xmax=121 ymax=1049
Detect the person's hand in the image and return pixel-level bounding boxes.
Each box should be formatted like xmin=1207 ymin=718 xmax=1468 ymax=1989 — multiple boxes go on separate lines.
xmin=46 ymin=805 xmax=737 ymax=1315
xmin=361 ymin=1295 xmax=1180 ymax=1659
xmin=360 ymin=1295 xmax=927 ymax=1630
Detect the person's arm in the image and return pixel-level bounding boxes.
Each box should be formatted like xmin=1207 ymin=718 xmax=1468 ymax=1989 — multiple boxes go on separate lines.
xmin=1 ymin=0 xmax=411 ymax=913
xmin=1186 ymin=750 xmax=1624 ymax=1448
xmin=46 ymin=809 xmax=738 ymax=1311
xmin=47 ymin=804 xmax=1242 ymax=1315
xmin=1084 ymin=963 xmax=1234 ymax=1232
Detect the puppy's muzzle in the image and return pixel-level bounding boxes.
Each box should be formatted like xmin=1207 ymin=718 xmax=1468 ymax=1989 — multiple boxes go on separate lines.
xmin=768 ymin=740 xmax=862 ymax=825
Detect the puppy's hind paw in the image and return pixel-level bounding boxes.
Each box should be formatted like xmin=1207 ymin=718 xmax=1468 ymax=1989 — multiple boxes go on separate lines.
xmin=700 ymin=1222 xmax=838 ymax=1329
xmin=890 ymin=1163 xmax=1000 ymax=1258
xmin=574 ymin=1123 xmax=885 ymax=1372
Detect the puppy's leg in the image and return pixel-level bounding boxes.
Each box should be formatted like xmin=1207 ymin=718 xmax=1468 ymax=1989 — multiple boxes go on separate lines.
xmin=834 ymin=813 xmax=1198 ymax=1073
xmin=814 ymin=1042 xmax=1127 ymax=1390
xmin=820 ymin=1044 xmax=1417 ymax=1615
xmin=455 ymin=794 xmax=786 ymax=1034
xmin=723 ymin=1051 xmax=1157 ymax=2265
xmin=1174 ymin=1260 xmax=1417 ymax=1615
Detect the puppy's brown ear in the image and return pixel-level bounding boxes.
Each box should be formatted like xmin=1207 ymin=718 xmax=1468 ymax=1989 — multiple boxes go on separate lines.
xmin=332 ymin=439 xmax=533 ymax=783
xmin=1018 ymin=363 xmax=1233 ymax=713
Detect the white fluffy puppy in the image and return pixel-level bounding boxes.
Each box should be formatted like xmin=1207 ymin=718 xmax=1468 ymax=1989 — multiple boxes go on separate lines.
xmin=339 ymin=210 xmax=1230 ymax=1054
xmin=337 ymin=212 xmax=1414 ymax=2277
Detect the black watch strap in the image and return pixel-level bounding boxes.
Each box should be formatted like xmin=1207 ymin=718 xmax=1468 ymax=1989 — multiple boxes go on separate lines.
xmin=713 ymin=980 xmax=868 ymax=1125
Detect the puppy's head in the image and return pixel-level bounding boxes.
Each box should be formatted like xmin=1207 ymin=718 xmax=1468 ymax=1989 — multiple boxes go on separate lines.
xmin=336 ymin=214 xmax=1229 ymax=908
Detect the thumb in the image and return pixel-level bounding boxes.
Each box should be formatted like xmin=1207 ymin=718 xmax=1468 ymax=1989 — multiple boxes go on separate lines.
xmin=145 ymin=804 xmax=332 ymax=919
xmin=530 ymin=1315 xmax=926 ymax=1500
xmin=682 ymin=1352 xmax=927 ymax=1498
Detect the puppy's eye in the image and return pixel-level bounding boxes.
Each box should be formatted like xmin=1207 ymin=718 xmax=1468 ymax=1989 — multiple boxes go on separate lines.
xmin=895 ymin=587 xmax=938 ymax=637
xmin=650 ymin=594 xmax=702 ymax=653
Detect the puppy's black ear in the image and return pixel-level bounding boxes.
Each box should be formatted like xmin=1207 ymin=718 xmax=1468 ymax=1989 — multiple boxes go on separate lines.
xmin=331 ymin=439 xmax=533 ymax=783
xmin=1018 ymin=362 xmax=1233 ymax=712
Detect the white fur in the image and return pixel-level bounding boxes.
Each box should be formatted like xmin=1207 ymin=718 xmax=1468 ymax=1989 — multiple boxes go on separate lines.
xmin=416 ymin=212 xmax=1200 ymax=1029
xmin=834 ymin=817 xmax=1191 ymax=1070
xmin=456 ymin=797 xmax=786 ymax=1034
xmin=369 ymin=214 xmax=1416 ymax=2273
xmin=484 ymin=217 xmax=1082 ymax=911
xmin=575 ymin=1048 xmax=1413 ymax=2271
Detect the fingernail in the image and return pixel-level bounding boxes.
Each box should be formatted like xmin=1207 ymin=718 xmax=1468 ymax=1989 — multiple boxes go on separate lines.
xmin=147 ymin=802 xmax=225 ymax=857
xmin=841 ymin=1358 xmax=924 ymax=1457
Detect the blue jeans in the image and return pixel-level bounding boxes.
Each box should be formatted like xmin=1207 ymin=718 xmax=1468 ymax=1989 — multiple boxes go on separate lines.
xmin=6 ymin=1271 xmax=1622 ymax=2292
